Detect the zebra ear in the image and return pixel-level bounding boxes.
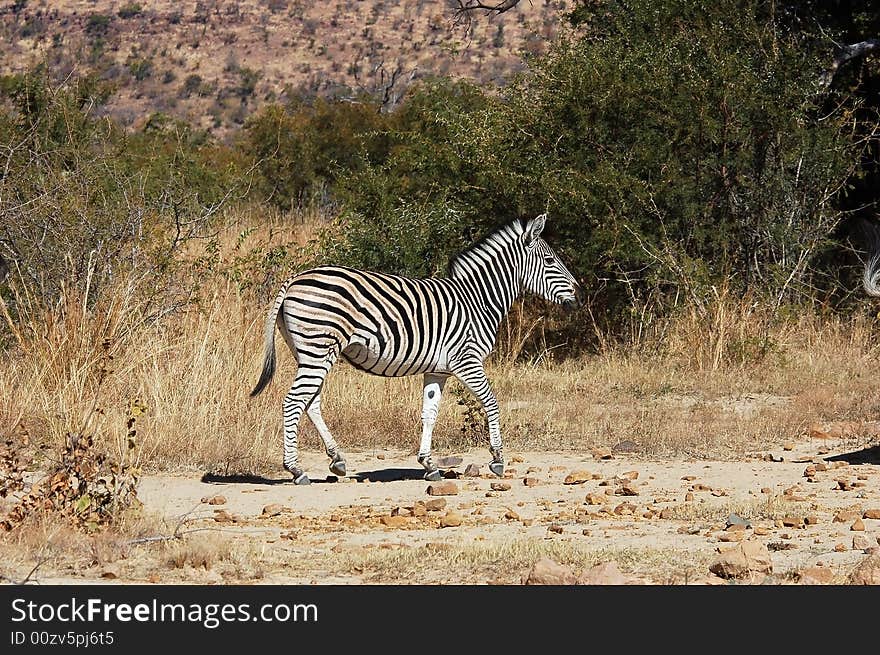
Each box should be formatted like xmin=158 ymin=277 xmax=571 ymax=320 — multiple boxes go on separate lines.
xmin=524 ymin=213 xmax=547 ymax=247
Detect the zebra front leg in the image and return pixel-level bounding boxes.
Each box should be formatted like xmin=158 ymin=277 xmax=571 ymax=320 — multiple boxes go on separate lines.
xmin=453 ymin=362 xmax=504 ymax=477
xmin=418 ymin=373 xmax=448 ymax=482
xmin=306 ymin=390 xmax=347 ymax=477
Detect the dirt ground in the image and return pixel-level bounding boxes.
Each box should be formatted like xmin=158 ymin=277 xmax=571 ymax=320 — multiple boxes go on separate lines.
xmin=51 ymin=434 xmax=871 ymax=585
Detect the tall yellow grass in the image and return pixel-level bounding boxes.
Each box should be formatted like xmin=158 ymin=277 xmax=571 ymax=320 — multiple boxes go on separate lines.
xmin=3 ymin=212 xmax=880 ymax=477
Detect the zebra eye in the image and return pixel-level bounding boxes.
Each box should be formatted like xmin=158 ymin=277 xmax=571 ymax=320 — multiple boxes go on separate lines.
xmin=543 ymin=255 xmax=555 ymax=265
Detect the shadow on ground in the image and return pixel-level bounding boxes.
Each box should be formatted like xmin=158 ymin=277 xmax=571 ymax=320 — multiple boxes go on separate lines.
xmin=824 ymin=444 xmax=880 ymax=465
xmin=200 ymin=467 xmax=436 ymax=485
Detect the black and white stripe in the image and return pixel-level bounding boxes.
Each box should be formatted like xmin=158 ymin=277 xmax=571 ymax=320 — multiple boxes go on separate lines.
xmin=251 ymin=214 xmax=579 ymax=483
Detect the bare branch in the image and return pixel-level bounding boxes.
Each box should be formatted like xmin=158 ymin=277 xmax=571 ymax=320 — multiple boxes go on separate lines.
xmin=453 ymin=0 xmax=526 ymax=26
xmin=819 ymin=38 xmax=880 ymax=89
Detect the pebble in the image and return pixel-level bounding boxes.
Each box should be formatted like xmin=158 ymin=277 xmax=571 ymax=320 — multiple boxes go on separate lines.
xmin=615 ymin=483 xmax=639 ymax=496
xmin=504 ymin=509 xmax=520 ymax=521
xmin=805 ymin=515 xmax=820 ymax=525
xmin=585 ymin=493 xmax=605 ymax=505
xmin=863 ymin=509 xmax=880 ymax=520
xmin=426 ymin=481 xmax=459 ymax=496
xmin=380 ymin=515 xmax=409 ymax=528
xmin=523 ymin=477 xmax=540 ymax=487
xmin=851 ymin=518 xmax=866 ymax=531
xmin=463 ymin=464 xmax=481 ymax=477
xmin=548 ymin=524 xmax=564 ymax=534
xmin=781 ymin=517 xmax=803 ymax=528
xmin=833 ymin=510 xmax=860 ymax=523
xmin=685 ymin=492 xmax=694 ymax=502
xmin=490 ymin=482 xmax=511 ymax=491
xmin=440 ymin=511 xmax=462 ymax=528
xmin=213 ymin=510 xmax=235 ymax=523
xmin=202 ymin=495 xmax=227 ymax=505
xmin=563 ymin=470 xmax=592 ymax=485
xmin=425 ymin=498 xmax=447 ymax=511
xmin=853 ymin=534 xmax=872 ymax=550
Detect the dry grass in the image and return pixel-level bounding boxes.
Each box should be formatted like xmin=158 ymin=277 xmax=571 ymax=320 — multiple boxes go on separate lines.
xmin=3 ymin=212 xmax=880 ymax=482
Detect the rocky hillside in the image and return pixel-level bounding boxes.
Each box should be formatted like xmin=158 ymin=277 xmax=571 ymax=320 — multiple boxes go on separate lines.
xmin=0 ymin=0 xmax=571 ymax=138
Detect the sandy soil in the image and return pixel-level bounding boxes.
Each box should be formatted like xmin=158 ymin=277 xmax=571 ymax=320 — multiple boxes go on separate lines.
xmin=112 ymin=435 xmax=880 ymax=585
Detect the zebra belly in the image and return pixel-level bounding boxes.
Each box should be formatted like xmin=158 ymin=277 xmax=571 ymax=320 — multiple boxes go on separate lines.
xmin=342 ymin=338 xmax=448 ymax=377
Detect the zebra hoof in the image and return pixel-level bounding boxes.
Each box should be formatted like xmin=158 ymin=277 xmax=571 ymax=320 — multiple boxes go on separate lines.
xmin=292 ymin=471 xmax=311 ymax=485
xmin=329 ymin=457 xmax=347 ymax=477
xmin=489 ymin=461 xmax=505 ymax=477
xmin=423 ymin=469 xmax=443 ymax=482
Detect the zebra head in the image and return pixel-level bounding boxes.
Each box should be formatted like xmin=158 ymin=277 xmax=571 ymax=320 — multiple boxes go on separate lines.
xmin=519 ymin=214 xmax=580 ymax=309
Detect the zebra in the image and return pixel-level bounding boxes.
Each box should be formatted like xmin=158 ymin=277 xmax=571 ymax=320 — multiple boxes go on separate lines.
xmin=250 ymin=213 xmax=580 ymax=485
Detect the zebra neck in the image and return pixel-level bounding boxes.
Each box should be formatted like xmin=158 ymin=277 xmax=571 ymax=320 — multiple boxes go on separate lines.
xmin=448 ymin=252 xmax=521 ymax=334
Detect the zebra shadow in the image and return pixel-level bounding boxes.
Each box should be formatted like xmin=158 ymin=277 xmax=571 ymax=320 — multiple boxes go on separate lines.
xmin=200 ymin=469 xmax=433 ymax=485
xmin=352 ymin=468 xmax=431 ymax=483
xmin=823 ymin=444 xmax=880 ymax=466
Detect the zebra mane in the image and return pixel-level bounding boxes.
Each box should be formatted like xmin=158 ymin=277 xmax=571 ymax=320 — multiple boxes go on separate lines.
xmin=447 ymin=218 xmax=527 ymax=278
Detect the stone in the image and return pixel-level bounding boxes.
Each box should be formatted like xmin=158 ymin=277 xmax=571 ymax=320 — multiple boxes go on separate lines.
xmin=563 ymin=470 xmax=592 ymax=485
xmin=616 ymin=483 xmax=639 ymax=496
xmin=837 ymin=479 xmax=853 ymax=491
xmin=523 ymin=477 xmax=540 ymax=487
xmin=427 ymin=481 xmax=459 ymax=496
xmin=783 ymin=442 xmax=794 ymax=451
xmin=718 ymin=532 xmax=744 ymax=542
xmin=781 ymin=517 xmax=803 ymax=528
xmin=591 ymin=448 xmax=614 ymax=459
xmin=578 ymin=561 xmax=641 ymax=585
xmin=805 ymin=515 xmax=820 ymax=525
xmin=504 ymin=509 xmax=520 ymax=521
xmin=523 ymin=558 xmax=577 ymax=585
xmin=440 ymin=511 xmax=462 ymax=528
xmin=833 ymin=510 xmax=860 ymax=523
xmin=709 ymin=541 xmax=773 ymax=579
xmin=261 ymin=503 xmax=284 ymax=517
xmin=753 ymin=527 xmax=770 ymax=536
xmin=202 ymin=495 xmax=226 ymax=505
xmin=622 ymin=470 xmax=639 ymax=480
xmin=659 ymin=508 xmax=675 ymax=520
xmin=614 ymin=502 xmax=636 ymax=515
xmin=852 ymin=518 xmax=866 ymax=531
xmin=799 ymin=566 xmax=834 ymax=585
xmin=510 ymin=455 xmax=525 ymax=463
xmin=585 ymin=493 xmax=605 ymax=505
xmin=863 ymin=509 xmax=880 ymax=520
xmin=213 ymin=510 xmax=235 ymax=523
xmin=390 ymin=506 xmax=413 ymax=517
xmin=847 ymin=554 xmax=880 ymax=585
xmin=463 ymin=464 xmax=481 ymax=477
xmin=380 ymin=515 xmax=409 ymax=528
xmin=803 ymin=465 xmax=816 ymax=477
xmin=681 ymin=475 xmax=697 ymax=481
xmin=691 ymin=483 xmax=711 ymax=492
xmin=425 ymin=498 xmax=447 ymax=511
xmin=834 ymin=542 xmax=849 ymax=552
xmin=685 ymin=492 xmax=695 ymax=502
xmin=726 ymin=513 xmax=751 ymax=528
xmin=412 ymin=502 xmax=427 ymax=517
xmin=548 ymin=523 xmax=564 ymax=534
xmin=760 ymin=487 xmax=772 ymax=494
xmin=490 ymin=481 xmax=511 ymax=491
xmin=853 ymin=535 xmax=872 ymax=550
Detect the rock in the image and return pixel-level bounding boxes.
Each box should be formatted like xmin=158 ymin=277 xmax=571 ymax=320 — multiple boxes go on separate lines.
xmin=202 ymin=495 xmax=226 ymax=505
xmin=376 ymin=453 xmax=385 ymax=459
xmin=847 ymin=554 xmax=880 ymax=585
xmin=523 ymin=477 xmax=540 ymax=487
xmin=213 ymin=510 xmax=235 ymax=523
xmin=685 ymin=492 xmax=694 ymax=502
xmin=709 ymin=541 xmax=773 ymax=579
xmin=591 ymin=448 xmax=613 ymax=460
xmin=783 ymin=442 xmax=794 ymax=451
xmin=834 ymin=510 xmax=860 ymax=523
xmin=614 ymin=502 xmax=636 ymax=515
xmin=578 ymin=561 xmax=640 ymax=585
xmin=863 ymin=509 xmax=880 ymax=520
xmin=837 ymin=479 xmax=853 ymax=491
xmin=781 ymin=517 xmax=803 ymax=528
xmin=711 ymin=489 xmax=728 ymax=497
xmin=425 ymin=498 xmax=447 ymax=511
xmin=760 ymin=487 xmax=772 ymax=494
xmin=563 ymin=470 xmax=592 ymax=485
xmin=463 ymin=464 xmax=481 ymax=477
xmin=435 ymin=456 xmax=463 ymax=468
xmin=622 ymin=470 xmax=639 ymax=480
xmin=852 ymin=518 xmax=866 ymax=531
xmin=510 ymin=455 xmax=525 ymax=463
xmin=523 ymin=558 xmax=577 ymax=585
xmin=615 ymin=483 xmax=639 ymax=496
xmin=726 ymin=513 xmax=751 ymax=529
xmin=412 ymin=502 xmax=427 ymax=517
xmin=803 ymin=465 xmax=816 ymax=477
xmin=548 ymin=523 xmax=564 ymax=534
xmin=585 ymin=493 xmax=605 ymax=505
xmin=799 ymin=566 xmax=834 ymax=585
xmin=380 ymin=515 xmax=409 ymax=528
xmin=753 ymin=527 xmax=770 ymax=536
xmin=427 ymin=481 xmax=459 ymax=496
xmin=853 ymin=535 xmax=872 ymax=550
xmin=280 ymin=530 xmax=298 ymax=540
xmin=390 ymin=506 xmax=413 ymax=517
xmin=690 ymin=483 xmax=711 ymax=492
xmin=681 ymin=475 xmax=697 ymax=481
xmin=504 ymin=509 xmax=520 ymax=521
xmin=440 ymin=511 xmax=462 ymax=528
xmin=718 ymin=532 xmax=744 ymax=542
xmin=442 ymin=470 xmax=460 ymax=479
xmin=260 ymin=504 xmax=284 ymax=518
xmin=659 ymin=508 xmax=675 ymax=519
xmin=490 ymin=482 xmax=511 ymax=491
xmin=805 ymin=515 xmax=820 ymax=525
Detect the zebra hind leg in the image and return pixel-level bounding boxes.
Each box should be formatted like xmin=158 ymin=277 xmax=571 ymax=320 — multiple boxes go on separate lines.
xmin=306 ymin=390 xmax=347 ymax=477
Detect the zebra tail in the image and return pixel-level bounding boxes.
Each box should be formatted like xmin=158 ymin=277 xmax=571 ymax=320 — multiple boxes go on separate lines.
xmin=865 ymin=252 xmax=880 ymax=298
xmin=250 ymin=282 xmax=289 ymax=397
